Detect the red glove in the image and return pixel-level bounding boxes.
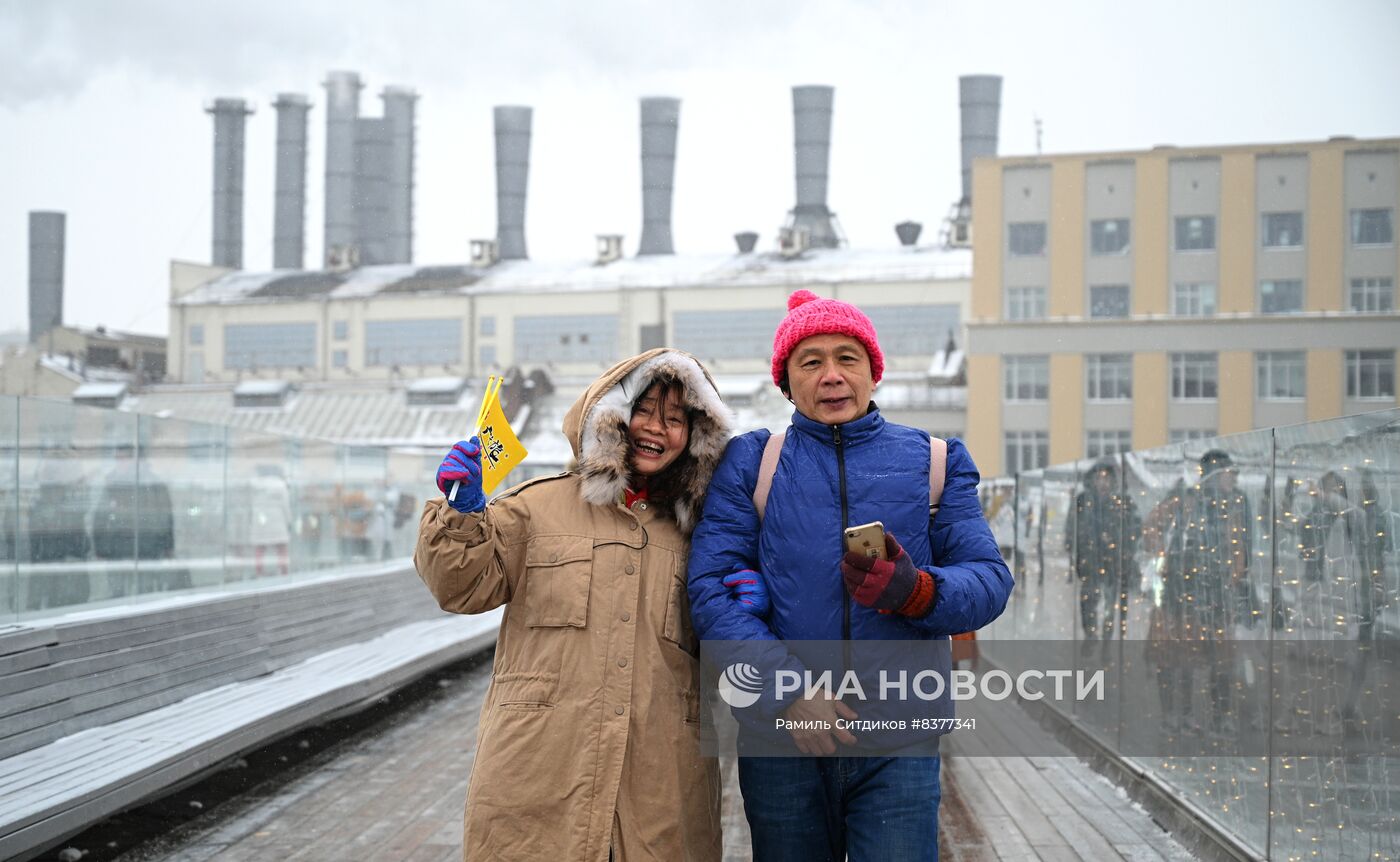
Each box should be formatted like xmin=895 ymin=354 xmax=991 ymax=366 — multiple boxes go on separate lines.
xmin=841 ymin=532 xmax=936 ymax=618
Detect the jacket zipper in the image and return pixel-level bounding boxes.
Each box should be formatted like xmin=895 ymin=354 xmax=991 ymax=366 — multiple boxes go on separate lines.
xmin=834 ymin=425 xmax=851 ymax=645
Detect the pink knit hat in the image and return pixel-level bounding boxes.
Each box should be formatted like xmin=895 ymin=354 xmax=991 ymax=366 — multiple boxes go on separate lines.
xmin=770 ymin=289 xmax=885 ymax=387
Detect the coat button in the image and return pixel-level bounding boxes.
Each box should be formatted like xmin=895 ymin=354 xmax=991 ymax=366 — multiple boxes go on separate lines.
xmin=621 ymin=612 xmax=631 ymax=622
xmin=629 ymin=522 xmax=638 ymax=531
xmin=615 ymin=705 xmax=625 ymax=715
xmin=625 ymin=564 xmax=635 ymax=575
xmin=638 ymin=502 xmax=647 ymax=511
xmin=618 ymin=658 xmax=628 ymax=667
xmin=549 ymin=553 xmax=558 ymax=562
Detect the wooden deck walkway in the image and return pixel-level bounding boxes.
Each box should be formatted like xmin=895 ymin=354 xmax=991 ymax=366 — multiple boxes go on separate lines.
xmin=111 ymin=658 xmax=1192 ymax=862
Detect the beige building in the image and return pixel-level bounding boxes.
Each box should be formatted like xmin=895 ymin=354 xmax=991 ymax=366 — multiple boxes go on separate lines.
xmin=165 ymin=246 xmax=972 ymax=438
xmin=966 ymin=136 xmax=1400 ymax=475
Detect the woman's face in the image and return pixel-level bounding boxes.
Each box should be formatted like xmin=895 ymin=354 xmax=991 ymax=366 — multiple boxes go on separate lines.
xmin=628 ymin=383 xmax=690 ymax=477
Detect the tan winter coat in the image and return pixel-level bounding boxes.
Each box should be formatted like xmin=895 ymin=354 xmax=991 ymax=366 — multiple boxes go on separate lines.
xmin=415 ymin=349 xmax=732 ymax=862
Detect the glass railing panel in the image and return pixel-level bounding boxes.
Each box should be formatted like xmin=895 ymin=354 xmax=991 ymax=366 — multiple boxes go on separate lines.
xmin=1269 ymin=410 xmax=1400 ymax=861
xmin=0 ymin=397 xmax=17 ymax=624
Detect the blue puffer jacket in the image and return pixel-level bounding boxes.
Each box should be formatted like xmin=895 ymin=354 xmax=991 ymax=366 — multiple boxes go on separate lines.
xmin=687 ymin=407 xmax=1014 ymax=743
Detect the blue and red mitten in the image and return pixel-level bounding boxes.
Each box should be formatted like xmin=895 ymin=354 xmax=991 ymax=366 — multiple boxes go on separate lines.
xmin=722 ymin=568 xmax=771 ymax=616
xmin=840 ymin=533 xmax=936 ymax=617
xmin=436 ymin=438 xmax=486 ymax=514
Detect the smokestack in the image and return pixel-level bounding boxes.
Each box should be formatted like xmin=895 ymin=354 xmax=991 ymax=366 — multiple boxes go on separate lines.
xmin=734 ymin=231 xmax=758 ymax=254
xmin=638 ymin=97 xmax=679 ymax=256
xmin=381 ymin=86 xmax=418 ymax=264
xmin=354 ymin=117 xmax=391 ymax=265
xmin=272 ymin=93 xmax=310 ymax=269
xmin=323 ymin=71 xmax=363 ymax=267
xmin=789 ymin=85 xmax=839 ymax=249
xmin=895 ymin=221 xmax=922 ymax=247
xmin=958 ymin=75 xmax=1002 ymax=204
xmin=207 ymin=97 xmax=253 ymax=269
xmin=28 ymin=211 xmax=65 ymax=343
xmin=494 ymin=106 xmax=532 ymax=261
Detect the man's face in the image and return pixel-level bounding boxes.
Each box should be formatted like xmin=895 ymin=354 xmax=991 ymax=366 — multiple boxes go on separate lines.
xmin=784 ymin=334 xmax=874 ymax=426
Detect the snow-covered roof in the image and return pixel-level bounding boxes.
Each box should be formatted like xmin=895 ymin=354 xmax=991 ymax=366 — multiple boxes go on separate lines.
xmin=72 ymin=381 xmax=130 ymax=401
xmin=233 ymin=379 xmax=294 ymax=397
xmin=176 ymin=246 xmax=972 ymax=306
xmin=406 ymin=376 xmax=468 ymax=395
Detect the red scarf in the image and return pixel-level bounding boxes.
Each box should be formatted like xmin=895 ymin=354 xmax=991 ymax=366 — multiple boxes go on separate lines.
xmin=623 ymin=486 xmax=650 ymax=510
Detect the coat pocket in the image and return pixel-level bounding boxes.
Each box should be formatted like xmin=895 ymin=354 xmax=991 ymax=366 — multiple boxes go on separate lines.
xmin=522 ymin=536 xmax=593 ymax=628
xmin=662 ymin=560 xmax=699 ymax=655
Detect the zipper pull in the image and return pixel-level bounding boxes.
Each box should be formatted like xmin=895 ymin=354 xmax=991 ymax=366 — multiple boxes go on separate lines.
xmin=833 ymin=426 xmax=842 ymax=446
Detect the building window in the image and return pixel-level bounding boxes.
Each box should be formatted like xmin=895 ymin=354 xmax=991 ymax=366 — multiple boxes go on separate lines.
xmin=365 ymin=319 xmax=461 ymax=367
xmin=479 ymin=345 xmax=497 ymax=368
xmin=1346 ymin=350 xmax=1396 ymax=399
xmin=1256 ymin=351 xmax=1305 ymax=400
xmin=674 ymin=309 xmax=785 ymax=360
xmin=1351 ymin=208 xmax=1394 ymax=246
xmin=1090 ymin=219 xmax=1131 ymax=255
xmin=1008 ymin=222 xmax=1047 ymax=257
xmin=1170 ymin=429 xmax=1216 ymax=444
xmin=1261 ymin=212 xmax=1303 ymax=248
xmin=1003 ymin=356 xmax=1049 ymax=402
xmin=516 ymin=314 xmax=618 ymax=363
xmin=332 ymin=349 xmax=348 ymax=368
xmin=333 ymin=320 xmax=349 ymax=341
xmin=1349 ymin=277 xmax=1395 ymax=313
xmin=864 ymin=305 xmax=963 ymax=356
xmin=1005 ymin=286 xmax=1047 ymax=321
xmin=188 ymin=324 xmax=204 ymax=346
xmin=1089 ymin=284 xmax=1130 ymax=319
xmin=480 ymin=315 xmax=496 ymax=337
xmin=1086 ymin=430 xmax=1132 ymax=458
xmin=224 ymin=323 xmax=317 ymax=370
xmin=1086 ymin=353 xmax=1132 ymax=401
xmin=1171 ymin=352 xmax=1218 ymax=400
xmin=1004 ymin=430 xmax=1049 ymax=473
xmin=1174 ymin=215 xmax=1216 ymax=252
xmin=1171 ymin=282 xmax=1217 ymax=317
xmin=1259 ymin=279 xmax=1304 ymax=314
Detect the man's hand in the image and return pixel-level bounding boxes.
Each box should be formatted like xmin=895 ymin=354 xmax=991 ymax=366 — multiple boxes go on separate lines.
xmin=841 ymin=532 xmax=936 ymax=617
xmin=782 ymin=692 xmax=859 ymax=755
xmin=436 ymin=438 xmax=486 ymax=514
xmin=722 ymin=568 xmax=770 ymax=616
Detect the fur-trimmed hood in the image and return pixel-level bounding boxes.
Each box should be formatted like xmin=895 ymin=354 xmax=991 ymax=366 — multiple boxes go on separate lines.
xmin=561 ymin=348 xmax=733 ymax=535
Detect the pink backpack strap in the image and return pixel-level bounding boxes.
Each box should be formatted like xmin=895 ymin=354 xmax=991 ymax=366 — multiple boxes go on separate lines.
xmin=929 ymin=436 xmax=948 ymax=518
xmin=752 ymin=430 xmax=787 ymax=520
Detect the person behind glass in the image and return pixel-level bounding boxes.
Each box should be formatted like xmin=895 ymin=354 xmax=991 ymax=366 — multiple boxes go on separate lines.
xmin=687 ymin=290 xmax=1013 ymax=862
xmin=93 ymin=443 xmax=181 ymax=597
xmin=415 ymin=348 xmax=730 ymax=862
xmin=1175 ymin=450 xmax=1251 ymax=734
xmin=1065 ymin=459 xmax=1142 ymax=643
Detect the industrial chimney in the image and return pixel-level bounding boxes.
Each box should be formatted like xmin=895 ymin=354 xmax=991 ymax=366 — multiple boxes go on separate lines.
xmin=272 ymin=93 xmax=310 ymax=269
xmin=943 ymin=74 xmax=1002 ymax=247
xmin=381 ymin=86 xmax=418 ymax=264
xmin=734 ymin=231 xmax=758 ymax=254
xmin=494 ymin=106 xmax=532 ymax=261
xmin=354 ymin=117 xmax=391 ymax=265
xmin=638 ymin=97 xmax=679 ymax=256
xmin=787 ymin=85 xmax=840 ymax=249
xmin=207 ymin=97 xmax=253 ymax=269
xmin=28 ymin=211 xmax=65 ymax=343
xmin=323 ymin=71 xmax=363 ymax=267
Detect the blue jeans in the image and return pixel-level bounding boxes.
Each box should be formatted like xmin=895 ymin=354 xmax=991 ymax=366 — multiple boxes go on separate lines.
xmin=737 ymin=755 xmax=941 ymax=862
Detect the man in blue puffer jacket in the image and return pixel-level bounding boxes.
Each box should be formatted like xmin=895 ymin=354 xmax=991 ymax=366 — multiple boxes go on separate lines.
xmin=687 ymin=289 xmax=1014 ymax=861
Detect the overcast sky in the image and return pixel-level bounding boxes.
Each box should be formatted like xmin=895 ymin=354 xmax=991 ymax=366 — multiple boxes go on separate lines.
xmin=2 ymin=0 xmax=1398 ymax=337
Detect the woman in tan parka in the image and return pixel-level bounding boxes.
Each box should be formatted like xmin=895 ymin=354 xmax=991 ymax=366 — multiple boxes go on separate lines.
xmin=415 ymin=348 xmax=730 ymax=861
